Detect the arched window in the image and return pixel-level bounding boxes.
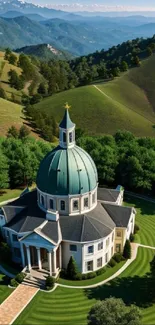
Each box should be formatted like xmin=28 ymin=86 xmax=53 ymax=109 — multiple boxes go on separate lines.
xmin=60 ymin=200 xmax=65 ymax=211
xmin=50 ymin=199 xmax=54 ymax=210
xmin=69 ymin=132 xmax=73 ymax=143
xmin=63 ymin=132 xmax=66 ymax=143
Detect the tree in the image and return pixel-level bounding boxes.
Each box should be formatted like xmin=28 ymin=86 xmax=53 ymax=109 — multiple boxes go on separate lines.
xmin=8 ymin=53 xmax=17 ymax=65
xmin=8 ymin=70 xmax=24 ymax=90
xmin=19 ymin=125 xmax=30 ymax=139
xmin=38 ymin=82 xmax=47 ymax=95
xmin=67 ymin=256 xmax=78 ymax=280
xmin=0 ymin=151 xmax=9 ymax=189
xmin=7 ymin=126 xmax=19 ymax=139
xmin=121 ymin=61 xmax=128 ymax=72
xmin=0 ymin=87 xmax=6 ymax=99
xmin=150 ymin=255 xmax=155 ymax=277
xmin=4 ymin=48 xmax=11 ymax=60
xmin=88 ymin=297 xmax=141 ymax=325
xmin=123 ymin=240 xmax=131 ymax=259
xmin=147 ymin=47 xmax=152 ymax=56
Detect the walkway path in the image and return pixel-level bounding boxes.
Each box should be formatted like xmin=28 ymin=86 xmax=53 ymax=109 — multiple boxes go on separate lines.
xmin=0 ymin=284 xmax=38 ymax=325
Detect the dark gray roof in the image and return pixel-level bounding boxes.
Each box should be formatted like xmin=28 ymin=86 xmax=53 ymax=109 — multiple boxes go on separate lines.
xmin=103 ymin=204 xmax=133 ymax=227
xmin=41 ymin=221 xmax=59 ymax=244
xmin=97 ymin=187 xmax=120 ymax=202
xmin=2 ymin=206 xmax=25 ymax=223
xmin=60 ymin=202 xmax=116 ymax=242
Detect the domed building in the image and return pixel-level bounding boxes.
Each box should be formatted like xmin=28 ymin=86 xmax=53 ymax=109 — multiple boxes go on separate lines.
xmin=0 ymin=109 xmax=135 ymax=276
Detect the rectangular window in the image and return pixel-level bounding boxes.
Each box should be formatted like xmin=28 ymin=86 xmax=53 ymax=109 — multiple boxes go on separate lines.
xmin=92 ymin=192 xmax=96 ymax=204
xmin=69 ymin=132 xmax=73 ymax=143
xmin=106 ymin=238 xmax=109 ymax=248
xmin=60 ymin=200 xmax=65 ymax=211
xmin=63 ymin=132 xmax=66 ymax=143
xmin=70 ymin=245 xmax=77 ymax=252
xmin=50 ymin=199 xmax=54 ymax=210
xmin=112 ymin=233 xmax=114 ymax=242
xmin=98 ymin=242 xmax=103 ymax=250
xmin=73 ymin=200 xmax=79 ymax=211
xmin=97 ymin=257 xmax=102 ymax=268
xmin=41 ymin=195 xmax=44 ymax=206
xmin=88 ymin=245 xmax=94 ymax=254
xmin=117 ymin=231 xmax=121 ymax=237
xmin=84 ymin=197 xmax=89 ymax=208
xmin=87 ymin=260 xmax=93 ymax=271
xmin=12 ymin=234 xmax=18 ymax=242
xmin=14 ymin=248 xmax=21 ymax=258
xmin=105 ymin=253 xmax=108 ymax=263
xmin=116 ymin=244 xmax=121 ymax=253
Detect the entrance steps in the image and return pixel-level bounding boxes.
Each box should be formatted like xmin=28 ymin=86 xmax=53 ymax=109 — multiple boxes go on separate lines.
xmin=23 ymin=269 xmax=49 ymax=289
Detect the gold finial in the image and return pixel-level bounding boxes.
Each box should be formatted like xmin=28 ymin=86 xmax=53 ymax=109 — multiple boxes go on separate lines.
xmin=64 ymin=102 xmax=71 ymax=110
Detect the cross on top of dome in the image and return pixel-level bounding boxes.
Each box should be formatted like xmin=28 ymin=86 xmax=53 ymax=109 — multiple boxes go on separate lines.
xmin=59 ymin=104 xmax=75 ymax=149
xmin=59 ymin=104 xmax=75 ymax=130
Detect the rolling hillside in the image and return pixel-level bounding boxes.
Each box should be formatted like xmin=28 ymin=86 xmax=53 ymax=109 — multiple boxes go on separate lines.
xmin=33 ymin=56 xmax=155 ymax=137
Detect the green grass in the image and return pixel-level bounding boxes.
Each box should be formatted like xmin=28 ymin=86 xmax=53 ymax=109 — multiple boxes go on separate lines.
xmin=0 ymin=98 xmax=23 ymax=136
xmin=0 ymin=273 xmax=12 ymax=304
xmin=34 ymin=64 xmax=155 ymax=137
xmin=13 ymin=248 xmax=155 ymax=325
xmin=58 ymin=260 xmax=125 ymax=286
xmin=0 ymin=188 xmax=23 ymax=204
xmin=124 ymin=196 xmax=155 ymax=247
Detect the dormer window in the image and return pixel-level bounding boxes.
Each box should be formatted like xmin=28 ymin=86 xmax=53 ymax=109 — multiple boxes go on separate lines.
xmin=60 ymin=200 xmax=65 ymax=211
xmin=63 ymin=132 xmax=66 ymax=143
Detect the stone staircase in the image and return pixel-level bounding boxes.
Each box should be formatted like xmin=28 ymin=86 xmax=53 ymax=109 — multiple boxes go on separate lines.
xmin=23 ymin=269 xmax=49 ymax=289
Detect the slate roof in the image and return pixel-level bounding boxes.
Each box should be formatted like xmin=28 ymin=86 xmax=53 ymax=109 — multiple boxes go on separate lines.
xmin=97 ymin=187 xmax=120 ymax=202
xmin=3 ymin=190 xmax=133 ymax=243
xmin=103 ymin=203 xmax=133 ymax=227
xmin=59 ymin=109 xmax=75 ymax=129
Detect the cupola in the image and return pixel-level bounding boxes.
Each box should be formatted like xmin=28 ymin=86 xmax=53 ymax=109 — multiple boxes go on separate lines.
xmin=59 ymin=103 xmax=75 ymax=149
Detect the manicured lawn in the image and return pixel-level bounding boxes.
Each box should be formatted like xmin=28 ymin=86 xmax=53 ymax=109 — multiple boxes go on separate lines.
xmin=0 ymin=189 xmax=23 ymax=204
xmin=58 ymin=260 xmax=125 ymax=286
xmin=14 ymin=247 xmax=155 ymax=325
xmin=124 ymin=195 xmax=155 ymax=247
xmin=0 ymin=273 xmax=12 ymax=304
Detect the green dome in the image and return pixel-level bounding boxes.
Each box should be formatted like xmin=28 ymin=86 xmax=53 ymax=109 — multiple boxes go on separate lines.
xmin=37 ymin=145 xmax=98 ymax=196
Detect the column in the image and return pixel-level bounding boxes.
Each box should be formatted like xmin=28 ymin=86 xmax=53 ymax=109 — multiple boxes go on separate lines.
xmin=26 ymin=246 xmax=31 ymax=271
xmin=59 ymin=245 xmax=62 ymax=269
xmin=36 ymin=247 xmax=42 ymax=270
xmin=20 ymin=243 xmax=25 ymax=268
xmin=48 ymin=251 xmax=52 ymax=276
xmin=53 ymin=249 xmax=57 ymax=274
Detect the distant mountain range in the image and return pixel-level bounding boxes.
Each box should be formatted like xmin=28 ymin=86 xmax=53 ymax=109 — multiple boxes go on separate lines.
xmin=1 ymin=1 xmax=155 ymax=56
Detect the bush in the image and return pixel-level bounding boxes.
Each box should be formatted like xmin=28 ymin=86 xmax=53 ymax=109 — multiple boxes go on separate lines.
xmin=67 ymin=256 xmax=78 ymax=280
xmin=134 ymin=224 xmax=140 ymax=234
xmin=96 ymin=267 xmax=106 ymax=276
xmin=113 ymin=253 xmax=124 ymax=263
xmin=0 ymin=242 xmax=11 ymax=263
xmin=130 ymin=233 xmax=135 ymax=242
xmin=123 ymin=240 xmax=131 ymax=259
xmin=10 ymin=278 xmax=18 ymax=287
xmin=45 ymin=276 xmax=55 ymax=289
xmin=60 ymin=269 xmax=67 ymax=279
xmin=15 ymin=272 xmax=25 ymax=284
xmin=75 ymin=273 xmax=82 ymax=281
xmin=86 ymin=272 xmax=96 ymax=279
xmin=108 ymin=258 xmax=117 ymax=267
xmin=82 ymin=274 xmax=88 ymax=280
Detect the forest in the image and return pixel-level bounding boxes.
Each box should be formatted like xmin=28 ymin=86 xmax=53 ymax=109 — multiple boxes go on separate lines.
xmin=1 ymin=128 xmax=155 ymax=196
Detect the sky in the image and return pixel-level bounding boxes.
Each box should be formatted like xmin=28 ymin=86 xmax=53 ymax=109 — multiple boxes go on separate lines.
xmin=26 ymin=0 xmax=155 ymax=12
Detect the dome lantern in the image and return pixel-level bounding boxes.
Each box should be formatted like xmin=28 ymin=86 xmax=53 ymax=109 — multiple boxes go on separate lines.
xmin=59 ymin=104 xmax=75 ymax=149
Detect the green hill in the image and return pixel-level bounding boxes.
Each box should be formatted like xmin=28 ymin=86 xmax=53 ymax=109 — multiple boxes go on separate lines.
xmin=33 ymin=56 xmax=155 ymax=137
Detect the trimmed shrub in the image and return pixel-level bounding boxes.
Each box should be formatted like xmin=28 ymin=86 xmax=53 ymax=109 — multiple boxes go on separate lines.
xmin=45 ymin=276 xmax=55 ymax=290
xmin=86 ymin=272 xmax=96 ymax=279
xmin=75 ymin=273 xmax=82 ymax=281
xmin=82 ymin=274 xmax=88 ymax=280
xmin=60 ymin=269 xmax=67 ymax=279
xmin=134 ymin=224 xmax=140 ymax=234
xmin=123 ymin=240 xmax=131 ymax=259
xmin=108 ymin=258 xmax=117 ymax=267
xmin=96 ymin=267 xmax=106 ymax=276
xmin=130 ymin=233 xmax=135 ymax=242
xmin=15 ymin=272 xmax=25 ymax=284
xmin=67 ymin=256 xmax=78 ymax=280
xmin=113 ymin=253 xmax=124 ymax=263
xmin=10 ymin=278 xmax=18 ymax=287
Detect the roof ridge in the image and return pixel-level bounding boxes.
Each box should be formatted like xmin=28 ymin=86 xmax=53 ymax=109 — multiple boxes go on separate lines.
xmin=88 ymin=213 xmax=115 ymax=231
xmin=80 ymin=215 xmax=85 ymax=242
xmin=85 ymin=215 xmax=104 ymax=239
xmin=20 ymin=215 xmax=29 ymax=233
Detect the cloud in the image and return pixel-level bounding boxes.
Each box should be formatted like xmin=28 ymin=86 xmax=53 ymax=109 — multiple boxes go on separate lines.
xmin=46 ymin=3 xmax=155 ymax=12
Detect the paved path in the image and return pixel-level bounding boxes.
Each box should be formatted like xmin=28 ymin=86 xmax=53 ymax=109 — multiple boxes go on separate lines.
xmin=0 ymin=284 xmax=38 ymax=325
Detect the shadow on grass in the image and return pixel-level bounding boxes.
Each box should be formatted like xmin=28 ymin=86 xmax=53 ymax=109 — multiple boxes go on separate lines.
xmin=85 ymin=275 xmax=155 ymax=308
xmin=125 ymin=194 xmax=155 ymax=216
